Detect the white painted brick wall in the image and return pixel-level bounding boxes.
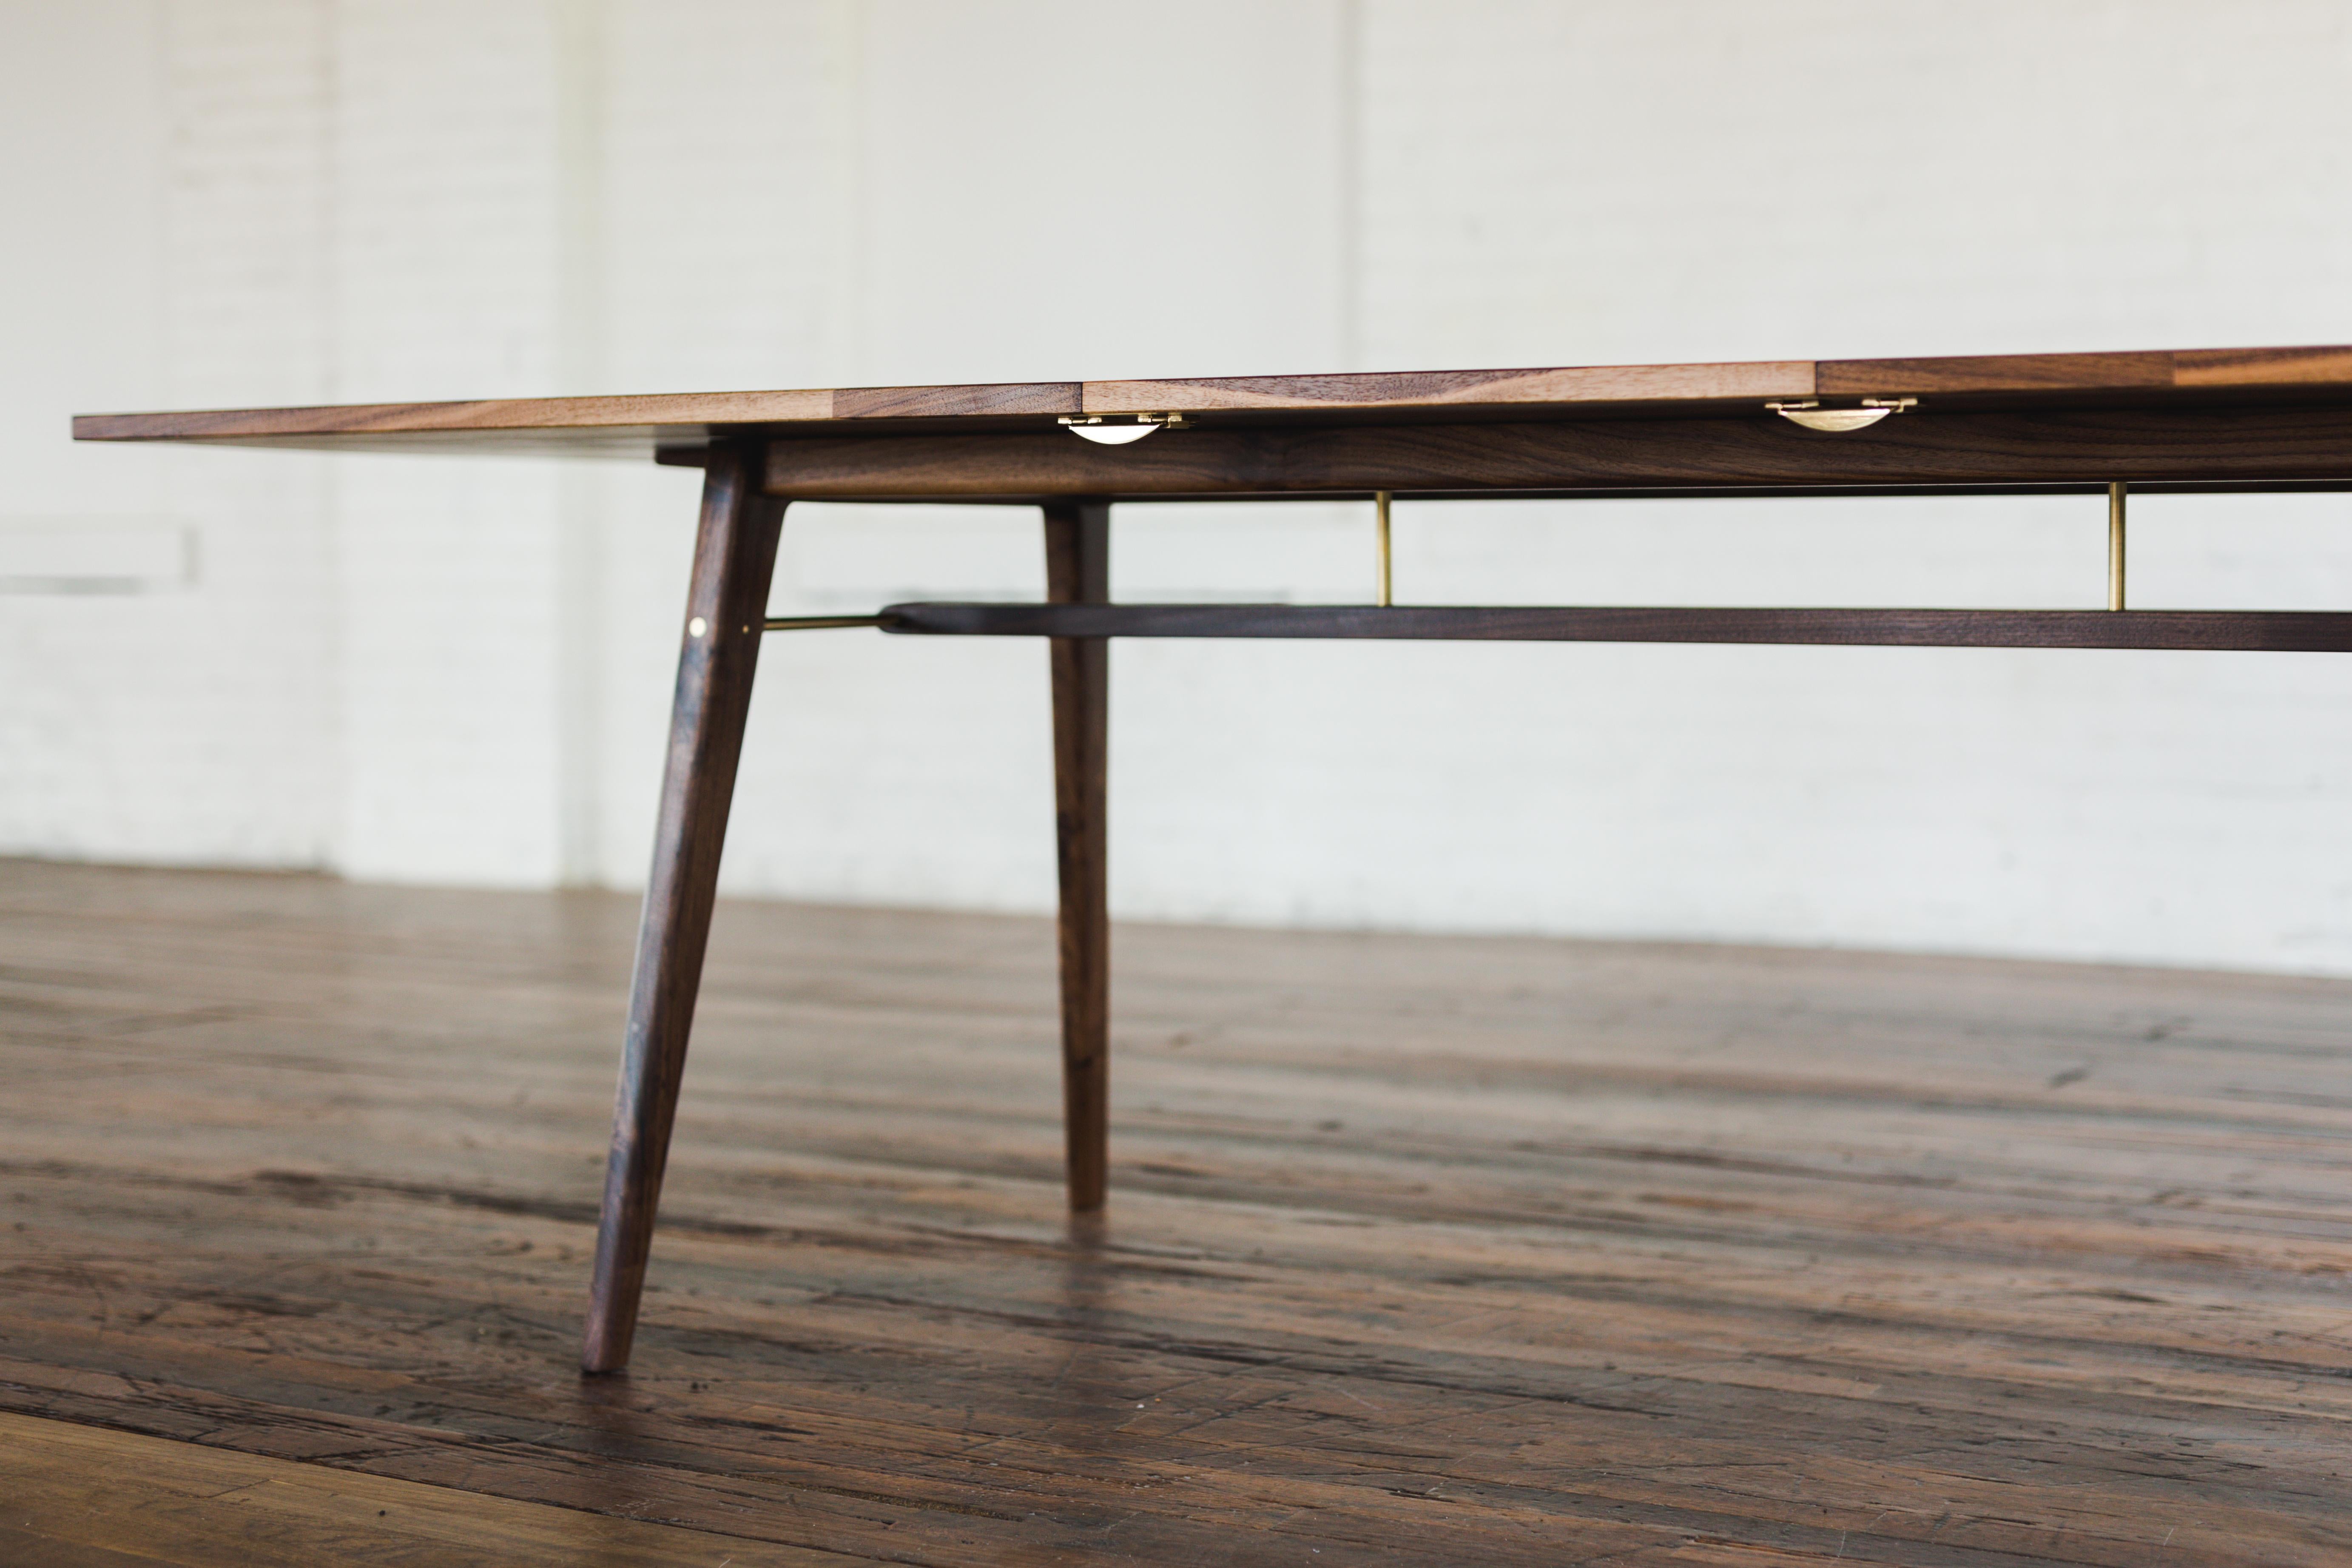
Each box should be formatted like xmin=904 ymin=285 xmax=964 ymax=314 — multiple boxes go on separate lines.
xmin=0 ymin=0 xmax=337 ymax=869
xmin=1339 ymin=0 xmax=2352 ymax=968
xmin=331 ymin=0 xmax=571 ymax=885
xmin=5 ymin=0 xmax=2350 ymax=973
xmin=595 ymin=0 xmax=856 ymax=893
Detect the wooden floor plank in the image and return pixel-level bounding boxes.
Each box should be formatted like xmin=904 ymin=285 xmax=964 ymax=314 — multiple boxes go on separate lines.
xmin=3 ymin=858 xmax=2350 ymax=1564
xmin=0 ymin=1409 xmax=867 ymax=1566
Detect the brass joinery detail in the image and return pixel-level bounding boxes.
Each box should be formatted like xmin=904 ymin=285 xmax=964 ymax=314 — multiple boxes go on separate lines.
xmin=1766 ymin=397 xmax=1918 ymax=433
xmin=2108 ymin=482 xmax=2127 ymax=612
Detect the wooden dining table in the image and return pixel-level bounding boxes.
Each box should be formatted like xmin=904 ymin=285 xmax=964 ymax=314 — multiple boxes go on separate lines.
xmin=75 ymin=343 xmax=2352 ymax=1374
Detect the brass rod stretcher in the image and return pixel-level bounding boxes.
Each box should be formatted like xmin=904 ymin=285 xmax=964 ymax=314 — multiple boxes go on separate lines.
xmin=74 ymin=341 xmax=2352 ymax=1374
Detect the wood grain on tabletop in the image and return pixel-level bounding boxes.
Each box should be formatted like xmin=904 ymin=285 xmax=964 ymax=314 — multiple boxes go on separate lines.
xmin=3 ymin=858 xmax=2350 ymax=1565
xmin=65 ymin=342 xmax=2352 ymax=450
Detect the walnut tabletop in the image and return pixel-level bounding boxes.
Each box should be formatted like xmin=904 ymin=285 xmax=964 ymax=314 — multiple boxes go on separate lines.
xmin=69 ymin=343 xmax=2352 ymax=463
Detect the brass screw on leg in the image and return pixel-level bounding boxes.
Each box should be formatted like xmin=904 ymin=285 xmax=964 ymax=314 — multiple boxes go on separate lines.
xmin=1376 ymin=491 xmax=1394 ymax=607
xmin=2107 ymin=482 xmax=2127 ymax=612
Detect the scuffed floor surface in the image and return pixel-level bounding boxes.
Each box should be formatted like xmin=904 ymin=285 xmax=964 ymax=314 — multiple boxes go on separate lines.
xmin=2 ymin=858 xmax=2349 ymax=1565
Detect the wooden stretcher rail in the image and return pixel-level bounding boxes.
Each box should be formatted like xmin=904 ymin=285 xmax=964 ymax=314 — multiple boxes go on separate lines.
xmin=871 ymin=603 xmax=2352 ymax=652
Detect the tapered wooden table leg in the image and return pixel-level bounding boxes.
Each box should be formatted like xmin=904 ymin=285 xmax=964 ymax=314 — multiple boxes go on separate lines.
xmin=1046 ymin=501 xmax=1111 ymax=1212
xmin=582 ymin=444 xmax=784 ymax=1374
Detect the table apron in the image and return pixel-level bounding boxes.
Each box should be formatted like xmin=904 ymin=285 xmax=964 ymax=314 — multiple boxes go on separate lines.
xmin=760 ymin=403 xmax=2352 ymax=499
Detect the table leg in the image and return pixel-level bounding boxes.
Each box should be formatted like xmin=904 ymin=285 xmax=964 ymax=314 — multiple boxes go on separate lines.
xmin=582 ymin=444 xmax=784 ymax=1373
xmin=1046 ymin=501 xmax=1111 ymax=1211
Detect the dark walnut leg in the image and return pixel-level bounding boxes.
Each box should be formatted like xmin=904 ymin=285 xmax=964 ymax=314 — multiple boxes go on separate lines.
xmin=582 ymin=444 xmax=784 ymax=1373
xmin=1045 ymin=501 xmax=1111 ymax=1212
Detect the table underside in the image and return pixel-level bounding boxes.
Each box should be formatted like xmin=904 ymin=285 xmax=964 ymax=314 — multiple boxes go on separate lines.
xmin=734 ymin=401 xmax=2352 ymax=501
xmin=713 ymin=404 xmax=2352 ymax=653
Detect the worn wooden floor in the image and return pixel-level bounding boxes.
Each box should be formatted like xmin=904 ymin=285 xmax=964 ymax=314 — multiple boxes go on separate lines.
xmin=2 ymin=859 xmax=2349 ymax=1565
